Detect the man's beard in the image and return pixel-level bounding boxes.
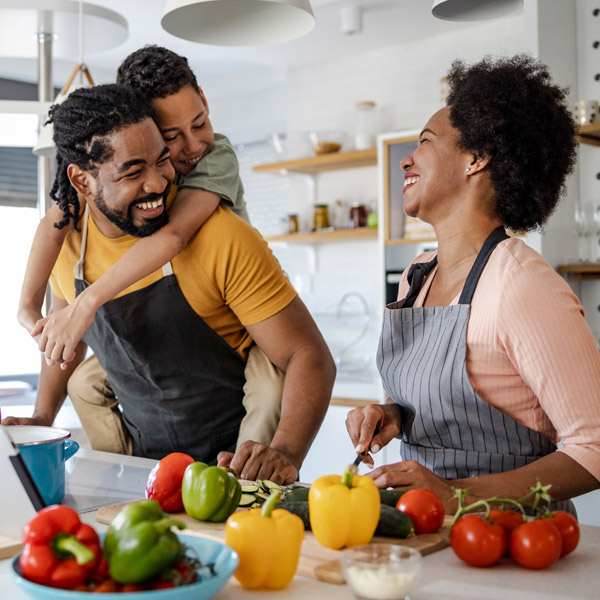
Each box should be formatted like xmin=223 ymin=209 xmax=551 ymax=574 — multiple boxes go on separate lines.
xmin=94 ymin=183 xmax=171 ymax=237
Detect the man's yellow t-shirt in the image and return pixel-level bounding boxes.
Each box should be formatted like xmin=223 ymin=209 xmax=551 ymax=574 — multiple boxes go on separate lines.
xmin=49 ymin=203 xmax=297 ymax=360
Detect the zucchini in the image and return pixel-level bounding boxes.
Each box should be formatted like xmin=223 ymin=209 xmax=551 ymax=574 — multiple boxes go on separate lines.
xmin=278 ymin=502 xmax=414 ymax=539
xmin=281 ymin=487 xmax=404 ymax=507
xmin=241 ymin=484 xmax=260 ymax=494
xmin=375 ymin=504 xmax=414 ymax=538
xmin=239 ymin=493 xmax=257 ymax=507
xmin=257 ymin=479 xmax=283 ymax=494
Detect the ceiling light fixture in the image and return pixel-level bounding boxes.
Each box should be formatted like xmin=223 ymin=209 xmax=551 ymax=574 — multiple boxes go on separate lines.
xmin=33 ymin=0 xmax=96 ymax=157
xmin=431 ymin=0 xmax=523 ymax=21
xmin=161 ymin=0 xmax=316 ymax=46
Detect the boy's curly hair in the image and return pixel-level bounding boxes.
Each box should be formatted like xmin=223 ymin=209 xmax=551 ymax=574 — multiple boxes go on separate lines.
xmin=116 ymin=45 xmax=199 ymax=101
xmin=446 ymin=54 xmax=577 ymax=232
xmin=48 ymin=84 xmax=154 ymax=229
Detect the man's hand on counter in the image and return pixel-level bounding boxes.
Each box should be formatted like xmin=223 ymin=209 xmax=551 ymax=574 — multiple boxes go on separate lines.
xmin=217 ymin=441 xmax=299 ymax=485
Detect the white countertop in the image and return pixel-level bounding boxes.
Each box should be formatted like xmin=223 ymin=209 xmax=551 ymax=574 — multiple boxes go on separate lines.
xmin=2 ymin=448 xmax=599 ymax=599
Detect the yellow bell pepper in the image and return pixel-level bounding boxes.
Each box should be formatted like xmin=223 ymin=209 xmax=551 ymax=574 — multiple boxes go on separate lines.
xmin=309 ymin=465 xmax=381 ymax=549
xmin=225 ymin=490 xmax=304 ymax=590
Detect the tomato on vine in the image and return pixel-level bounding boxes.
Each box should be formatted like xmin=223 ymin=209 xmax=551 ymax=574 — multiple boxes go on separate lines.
xmin=450 ymin=514 xmax=507 ymax=567
xmin=546 ymin=511 xmax=580 ymax=557
xmin=509 ymin=520 xmax=562 ymax=570
xmin=396 ymin=489 xmax=445 ymax=534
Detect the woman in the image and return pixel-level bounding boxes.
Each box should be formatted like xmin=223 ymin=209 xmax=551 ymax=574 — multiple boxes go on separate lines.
xmin=346 ymin=55 xmax=600 ymax=515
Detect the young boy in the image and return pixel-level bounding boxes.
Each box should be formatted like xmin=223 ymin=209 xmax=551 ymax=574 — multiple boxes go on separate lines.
xmin=18 ymin=46 xmax=284 ymax=454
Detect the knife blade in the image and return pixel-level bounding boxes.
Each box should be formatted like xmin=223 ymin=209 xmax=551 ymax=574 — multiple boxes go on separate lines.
xmin=352 ymin=451 xmax=366 ymax=467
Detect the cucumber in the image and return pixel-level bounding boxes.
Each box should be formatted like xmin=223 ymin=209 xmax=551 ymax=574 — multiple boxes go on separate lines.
xmin=375 ymin=504 xmax=414 ymax=538
xmin=241 ymin=484 xmax=259 ymax=493
xmin=283 ymin=487 xmax=310 ymax=503
xmin=379 ymin=489 xmax=406 ymax=507
xmin=278 ymin=502 xmax=311 ymax=529
xmin=278 ymin=502 xmax=414 ymax=539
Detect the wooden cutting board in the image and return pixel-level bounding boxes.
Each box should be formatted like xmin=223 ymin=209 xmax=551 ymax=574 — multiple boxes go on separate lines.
xmin=97 ymin=499 xmax=451 ymax=585
xmin=0 ymin=535 xmax=22 ymax=560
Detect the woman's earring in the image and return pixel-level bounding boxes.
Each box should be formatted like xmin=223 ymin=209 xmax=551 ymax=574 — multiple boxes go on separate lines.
xmin=465 ymin=167 xmax=471 ymax=173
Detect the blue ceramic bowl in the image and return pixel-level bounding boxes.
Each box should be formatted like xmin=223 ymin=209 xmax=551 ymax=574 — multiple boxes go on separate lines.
xmin=11 ymin=534 xmax=238 ymax=600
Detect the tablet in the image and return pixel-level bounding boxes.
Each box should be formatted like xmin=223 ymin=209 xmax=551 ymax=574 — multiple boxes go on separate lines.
xmin=0 ymin=425 xmax=45 ymax=540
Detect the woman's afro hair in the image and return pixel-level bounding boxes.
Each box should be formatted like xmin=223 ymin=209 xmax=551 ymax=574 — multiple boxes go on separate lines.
xmin=446 ymin=54 xmax=577 ymax=232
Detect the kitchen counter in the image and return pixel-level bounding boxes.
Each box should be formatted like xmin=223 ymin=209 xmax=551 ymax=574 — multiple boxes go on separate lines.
xmin=1 ymin=448 xmax=599 ymax=599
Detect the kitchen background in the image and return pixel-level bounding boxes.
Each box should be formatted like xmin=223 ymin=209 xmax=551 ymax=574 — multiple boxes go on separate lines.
xmin=0 ymin=0 xmax=599 ymax=522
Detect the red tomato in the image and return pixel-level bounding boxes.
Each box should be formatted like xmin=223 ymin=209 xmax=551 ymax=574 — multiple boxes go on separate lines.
xmin=488 ymin=509 xmax=524 ymax=536
xmin=396 ymin=489 xmax=445 ymax=534
xmin=450 ymin=514 xmax=507 ymax=567
xmin=145 ymin=452 xmax=194 ymax=512
xmin=509 ymin=519 xmax=562 ymax=569
xmin=547 ymin=511 xmax=580 ymax=557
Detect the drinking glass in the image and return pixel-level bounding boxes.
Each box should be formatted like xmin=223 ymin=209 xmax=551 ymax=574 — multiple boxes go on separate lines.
xmin=592 ymin=202 xmax=600 ymax=264
xmin=574 ymin=198 xmax=593 ymax=263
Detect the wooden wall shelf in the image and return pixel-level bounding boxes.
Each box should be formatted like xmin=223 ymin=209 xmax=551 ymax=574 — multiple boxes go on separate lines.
xmin=266 ymin=227 xmax=377 ymax=244
xmin=576 ymin=123 xmax=600 ymax=147
xmin=252 ymin=148 xmax=377 ymax=175
xmin=557 ymin=263 xmax=600 ymax=280
xmin=385 ymin=236 xmax=437 ymax=246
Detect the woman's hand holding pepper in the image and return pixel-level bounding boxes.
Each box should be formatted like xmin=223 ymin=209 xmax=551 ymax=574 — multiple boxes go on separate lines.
xmin=368 ymin=460 xmax=458 ymax=513
xmin=345 ymin=401 xmax=403 ymax=465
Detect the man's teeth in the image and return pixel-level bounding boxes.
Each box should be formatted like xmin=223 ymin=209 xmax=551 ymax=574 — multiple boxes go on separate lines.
xmin=135 ymin=199 xmax=163 ymax=210
xmin=404 ymin=176 xmax=419 ymax=187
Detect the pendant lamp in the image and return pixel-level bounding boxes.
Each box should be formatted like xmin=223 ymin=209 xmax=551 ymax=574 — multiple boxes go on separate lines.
xmin=32 ymin=0 xmax=98 ymax=157
xmin=431 ymin=0 xmax=523 ymax=21
xmin=32 ymin=64 xmax=94 ymax=157
xmin=161 ymin=0 xmax=316 ymax=46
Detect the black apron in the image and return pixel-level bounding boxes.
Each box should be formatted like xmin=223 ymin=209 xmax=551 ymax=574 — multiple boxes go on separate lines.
xmin=74 ymin=208 xmax=246 ymax=463
xmin=377 ymin=226 xmax=575 ymax=515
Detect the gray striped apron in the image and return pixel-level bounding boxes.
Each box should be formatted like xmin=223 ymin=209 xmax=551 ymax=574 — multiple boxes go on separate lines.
xmin=377 ymin=226 xmax=575 ymax=515
xmin=73 ymin=207 xmax=246 ymax=463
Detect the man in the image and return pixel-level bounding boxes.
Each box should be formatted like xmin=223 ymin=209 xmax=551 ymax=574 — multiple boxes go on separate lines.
xmin=6 ymin=84 xmax=335 ymax=484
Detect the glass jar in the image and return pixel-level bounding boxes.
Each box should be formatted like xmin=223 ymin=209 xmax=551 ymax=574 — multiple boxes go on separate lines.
xmin=354 ymin=101 xmax=376 ymax=150
xmin=313 ymin=204 xmax=330 ymax=230
xmin=349 ymin=203 xmax=368 ymax=229
xmin=288 ymin=214 xmax=299 ymax=233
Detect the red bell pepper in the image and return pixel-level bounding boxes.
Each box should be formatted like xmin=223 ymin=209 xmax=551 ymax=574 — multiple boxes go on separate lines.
xmin=146 ymin=452 xmax=194 ymax=512
xmin=19 ymin=505 xmax=101 ymax=589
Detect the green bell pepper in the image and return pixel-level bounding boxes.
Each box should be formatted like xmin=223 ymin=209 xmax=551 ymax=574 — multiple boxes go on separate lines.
xmin=103 ymin=499 xmax=185 ymax=584
xmin=182 ymin=461 xmax=241 ymax=522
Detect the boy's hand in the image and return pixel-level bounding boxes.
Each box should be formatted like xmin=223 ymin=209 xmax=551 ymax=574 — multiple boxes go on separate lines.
xmin=17 ymin=307 xmax=43 ymax=336
xmin=33 ymin=299 xmax=96 ymax=369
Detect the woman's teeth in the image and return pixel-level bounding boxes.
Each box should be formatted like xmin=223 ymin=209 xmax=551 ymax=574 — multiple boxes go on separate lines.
xmin=182 ymin=156 xmax=201 ymax=166
xmin=135 ymin=199 xmax=163 ymax=210
xmin=404 ymin=176 xmax=419 ymax=188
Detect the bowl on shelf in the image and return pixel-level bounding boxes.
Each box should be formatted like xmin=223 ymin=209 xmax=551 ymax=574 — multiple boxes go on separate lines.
xmin=10 ymin=534 xmax=238 ymax=600
xmin=341 ymin=543 xmax=422 ymax=600
xmin=309 ymin=130 xmax=347 ymax=155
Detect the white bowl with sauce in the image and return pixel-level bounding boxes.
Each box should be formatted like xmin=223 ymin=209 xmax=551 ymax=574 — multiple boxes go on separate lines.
xmin=341 ymin=544 xmax=422 ymax=600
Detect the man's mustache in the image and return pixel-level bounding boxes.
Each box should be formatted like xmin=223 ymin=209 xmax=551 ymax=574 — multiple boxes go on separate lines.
xmin=130 ymin=183 xmax=171 ymax=210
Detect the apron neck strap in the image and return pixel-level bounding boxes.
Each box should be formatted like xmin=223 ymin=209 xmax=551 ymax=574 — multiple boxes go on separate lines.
xmin=74 ymin=205 xmax=90 ymax=280
xmin=458 ymin=226 xmax=509 ymax=305
xmin=73 ymin=204 xmax=174 ymax=281
xmin=403 ymin=256 xmax=439 ymax=308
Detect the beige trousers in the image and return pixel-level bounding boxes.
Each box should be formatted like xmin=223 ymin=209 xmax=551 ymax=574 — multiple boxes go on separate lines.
xmin=66 ymin=345 xmax=284 ymax=455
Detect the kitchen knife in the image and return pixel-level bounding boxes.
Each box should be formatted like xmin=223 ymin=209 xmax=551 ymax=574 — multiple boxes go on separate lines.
xmin=352 ymin=451 xmax=366 ymax=467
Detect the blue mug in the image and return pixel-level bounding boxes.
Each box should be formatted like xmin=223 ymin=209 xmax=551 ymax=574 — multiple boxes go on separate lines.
xmin=4 ymin=425 xmax=79 ymax=506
